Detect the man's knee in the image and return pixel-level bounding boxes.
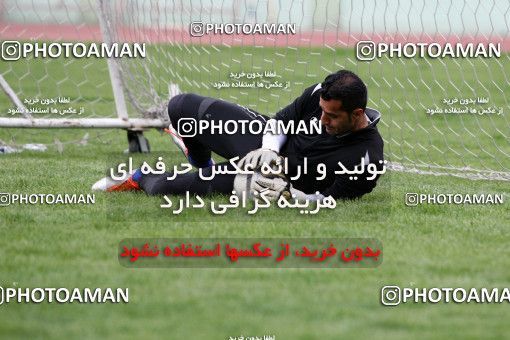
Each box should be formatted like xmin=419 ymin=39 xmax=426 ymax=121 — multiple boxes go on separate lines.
xmin=167 ymin=93 xmax=188 ymax=124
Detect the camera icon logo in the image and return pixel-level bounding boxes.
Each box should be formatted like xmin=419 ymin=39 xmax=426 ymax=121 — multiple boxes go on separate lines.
xmin=1 ymin=41 xmax=21 ymax=61
xmin=190 ymin=22 xmax=205 ymax=37
xmin=381 ymin=285 xmax=401 ymax=306
xmin=0 ymin=193 xmax=11 ymax=207
xmin=405 ymin=193 xmax=419 ymax=206
xmin=356 ymin=41 xmax=376 ymax=61
xmin=177 ymin=118 xmax=197 ymax=137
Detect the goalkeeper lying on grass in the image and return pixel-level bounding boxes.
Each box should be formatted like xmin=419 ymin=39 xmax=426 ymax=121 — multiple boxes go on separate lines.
xmin=92 ymin=70 xmax=385 ymax=201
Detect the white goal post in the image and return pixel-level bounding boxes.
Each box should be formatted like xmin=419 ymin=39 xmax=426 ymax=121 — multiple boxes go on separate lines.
xmin=0 ymin=0 xmax=166 ymax=132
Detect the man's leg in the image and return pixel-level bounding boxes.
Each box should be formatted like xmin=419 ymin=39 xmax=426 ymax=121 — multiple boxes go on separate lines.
xmin=168 ymin=93 xmax=267 ymax=166
xmin=92 ymin=94 xmax=266 ymax=194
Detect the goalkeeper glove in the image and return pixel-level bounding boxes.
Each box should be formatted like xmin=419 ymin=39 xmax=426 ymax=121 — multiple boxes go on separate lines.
xmin=251 ymin=172 xmax=312 ymax=202
xmin=237 ymin=148 xmax=282 ymax=171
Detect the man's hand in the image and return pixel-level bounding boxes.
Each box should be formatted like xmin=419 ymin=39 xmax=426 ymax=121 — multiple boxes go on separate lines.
xmin=252 ymin=172 xmax=324 ymax=202
xmin=237 ymin=148 xmax=282 ymax=171
xmin=251 ymin=172 xmax=288 ymax=200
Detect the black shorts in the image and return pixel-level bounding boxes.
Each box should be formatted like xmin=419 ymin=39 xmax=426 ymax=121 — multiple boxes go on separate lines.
xmin=139 ymin=93 xmax=268 ymax=196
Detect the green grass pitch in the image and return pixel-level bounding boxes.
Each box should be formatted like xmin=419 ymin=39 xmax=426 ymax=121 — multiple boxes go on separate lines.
xmin=0 ymin=45 xmax=509 ymax=339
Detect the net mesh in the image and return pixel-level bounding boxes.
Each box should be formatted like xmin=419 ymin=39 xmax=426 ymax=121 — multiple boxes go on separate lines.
xmin=1 ymin=0 xmax=509 ymax=180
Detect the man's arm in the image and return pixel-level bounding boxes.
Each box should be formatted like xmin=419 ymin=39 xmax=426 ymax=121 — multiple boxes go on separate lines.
xmin=260 ymin=118 xmax=287 ymax=152
xmin=273 ymin=83 xmax=318 ymax=123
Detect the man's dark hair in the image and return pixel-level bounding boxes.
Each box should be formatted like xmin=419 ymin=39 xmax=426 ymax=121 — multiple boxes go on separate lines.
xmin=320 ymin=70 xmax=367 ymax=112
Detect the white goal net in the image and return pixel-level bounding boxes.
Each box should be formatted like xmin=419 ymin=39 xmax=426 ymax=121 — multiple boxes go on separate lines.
xmin=1 ymin=0 xmax=509 ymax=180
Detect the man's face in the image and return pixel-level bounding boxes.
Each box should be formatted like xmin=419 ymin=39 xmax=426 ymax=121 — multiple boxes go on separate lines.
xmin=319 ymin=97 xmax=355 ymax=135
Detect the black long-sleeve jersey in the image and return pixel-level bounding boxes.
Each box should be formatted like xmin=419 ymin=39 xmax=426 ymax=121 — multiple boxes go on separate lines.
xmin=274 ymin=83 xmax=385 ymax=199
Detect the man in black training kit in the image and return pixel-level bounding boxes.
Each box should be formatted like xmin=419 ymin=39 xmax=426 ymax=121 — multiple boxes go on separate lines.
xmin=92 ymin=70 xmax=385 ymax=202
